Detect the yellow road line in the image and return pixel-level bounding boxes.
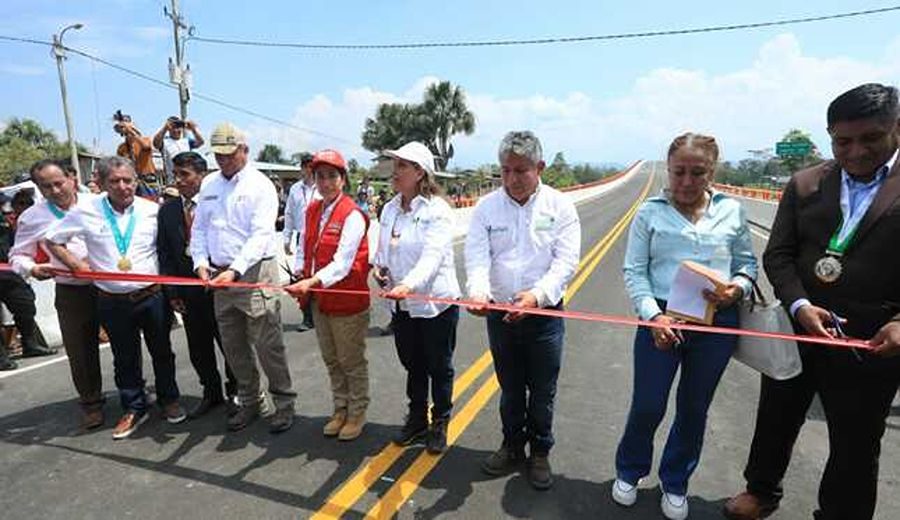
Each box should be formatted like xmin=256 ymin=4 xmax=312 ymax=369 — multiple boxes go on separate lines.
xmin=565 ymin=173 xmax=655 ymax=303
xmin=366 ymin=374 xmax=501 ymax=519
xmin=310 ymin=350 xmax=494 ymax=519
xmin=362 ymin=170 xmax=656 ymax=519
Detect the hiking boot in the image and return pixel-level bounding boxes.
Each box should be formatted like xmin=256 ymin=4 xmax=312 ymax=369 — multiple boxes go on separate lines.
xmin=527 ymin=453 xmax=554 ymax=490
xmin=425 ymin=418 xmax=449 ymax=455
xmin=338 ymin=413 xmax=366 ymax=441
xmin=323 ymin=410 xmax=347 ymax=437
xmin=80 ymin=409 xmax=104 ymax=431
xmin=393 ymin=415 xmax=428 ymax=446
xmin=481 ymin=444 xmax=525 ymax=475
xmin=227 ymin=403 xmax=259 ymax=431
xmin=269 ymin=408 xmax=294 ymax=434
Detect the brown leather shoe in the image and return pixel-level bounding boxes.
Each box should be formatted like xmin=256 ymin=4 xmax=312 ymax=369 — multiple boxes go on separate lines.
xmin=81 ymin=409 xmax=104 ymax=430
xmin=338 ymin=413 xmax=366 ymax=441
xmin=723 ymin=491 xmax=778 ymax=520
xmin=323 ymin=410 xmax=347 ymax=437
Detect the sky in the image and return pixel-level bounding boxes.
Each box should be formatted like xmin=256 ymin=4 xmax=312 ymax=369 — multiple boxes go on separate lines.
xmin=1 ymin=0 xmax=899 ymax=168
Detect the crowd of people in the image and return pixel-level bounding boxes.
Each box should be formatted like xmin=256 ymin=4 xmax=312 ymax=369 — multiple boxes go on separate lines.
xmin=0 ymin=82 xmax=898 ymax=519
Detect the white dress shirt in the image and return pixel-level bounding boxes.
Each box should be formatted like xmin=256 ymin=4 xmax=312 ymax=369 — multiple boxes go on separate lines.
xmin=10 ymin=195 xmax=95 ymax=286
xmin=283 ymin=179 xmax=321 ymax=271
xmin=465 ymin=183 xmax=581 ymax=307
xmin=45 ymin=195 xmax=160 ymax=293
xmin=190 ymin=165 xmax=280 ymax=275
xmin=304 ymin=195 xmax=367 ymax=288
xmin=374 ymin=194 xmax=461 ymax=318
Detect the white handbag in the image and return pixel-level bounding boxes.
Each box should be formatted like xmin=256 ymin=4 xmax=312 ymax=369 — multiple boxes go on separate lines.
xmin=733 ymin=277 xmax=803 ymax=380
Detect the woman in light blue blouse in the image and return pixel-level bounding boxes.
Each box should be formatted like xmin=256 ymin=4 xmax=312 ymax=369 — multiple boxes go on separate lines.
xmin=611 ymin=133 xmax=758 ymax=520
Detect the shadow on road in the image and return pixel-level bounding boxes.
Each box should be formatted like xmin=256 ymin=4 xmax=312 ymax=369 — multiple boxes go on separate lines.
xmin=389 ymin=444 xmax=729 ymax=519
xmin=0 ymin=397 xmax=400 ymax=512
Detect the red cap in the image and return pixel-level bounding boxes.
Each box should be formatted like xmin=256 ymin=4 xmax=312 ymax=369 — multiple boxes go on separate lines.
xmin=310 ymin=149 xmax=347 ymax=173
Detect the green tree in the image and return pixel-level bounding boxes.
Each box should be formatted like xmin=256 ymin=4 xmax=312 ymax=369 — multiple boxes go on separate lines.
xmin=421 ymin=81 xmax=476 ymax=170
xmin=778 ymin=128 xmax=822 ymax=173
xmin=362 ymin=81 xmax=476 ymax=171
xmin=257 ymin=143 xmax=288 ymax=164
xmin=0 ymin=118 xmax=85 ymax=184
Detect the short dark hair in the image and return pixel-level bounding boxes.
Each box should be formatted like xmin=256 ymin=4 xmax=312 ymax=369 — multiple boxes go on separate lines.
xmin=827 ymin=83 xmax=899 ymax=127
xmin=29 ymin=159 xmax=64 ymax=180
xmin=172 ymin=151 xmax=208 ymax=173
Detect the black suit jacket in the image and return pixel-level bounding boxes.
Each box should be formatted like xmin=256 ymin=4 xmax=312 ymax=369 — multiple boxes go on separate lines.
xmin=157 ymin=197 xmax=197 ymax=299
xmin=763 ymin=156 xmax=900 ymax=339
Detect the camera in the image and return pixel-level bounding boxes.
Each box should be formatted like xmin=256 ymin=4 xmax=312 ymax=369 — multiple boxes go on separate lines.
xmin=112 ymin=110 xmax=132 ymax=123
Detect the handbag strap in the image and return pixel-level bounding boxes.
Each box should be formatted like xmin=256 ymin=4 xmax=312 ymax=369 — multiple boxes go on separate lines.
xmin=734 ymin=272 xmax=769 ymax=308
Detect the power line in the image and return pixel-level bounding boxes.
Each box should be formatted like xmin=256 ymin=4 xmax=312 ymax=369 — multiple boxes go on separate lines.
xmin=188 ymin=5 xmax=900 ymax=50
xmin=0 ymin=35 xmax=360 ymax=148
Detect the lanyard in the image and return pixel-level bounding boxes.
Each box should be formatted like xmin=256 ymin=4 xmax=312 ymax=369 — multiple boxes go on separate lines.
xmin=101 ymin=197 xmax=136 ymax=257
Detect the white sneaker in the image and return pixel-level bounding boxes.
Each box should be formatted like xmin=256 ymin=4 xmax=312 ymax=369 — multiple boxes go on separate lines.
xmin=611 ymin=478 xmax=638 ymax=507
xmin=660 ymin=490 xmax=689 ymax=520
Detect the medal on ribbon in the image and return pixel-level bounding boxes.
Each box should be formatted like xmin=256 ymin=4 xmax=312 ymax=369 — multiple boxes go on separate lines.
xmin=47 ymin=201 xmax=66 ymax=220
xmin=101 ymin=197 xmax=137 ymax=272
xmin=815 ymin=217 xmax=858 ymax=284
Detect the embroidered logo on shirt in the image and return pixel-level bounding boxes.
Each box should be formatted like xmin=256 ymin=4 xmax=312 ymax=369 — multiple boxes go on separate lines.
xmin=202 ymin=195 xmax=218 ymax=201
xmin=534 ymin=214 xmax=556 ymax=231
xmin=487 ymin=225 xmax=509 ymax=233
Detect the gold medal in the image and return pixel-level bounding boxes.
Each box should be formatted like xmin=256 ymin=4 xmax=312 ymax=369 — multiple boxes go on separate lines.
xmin=814 ymin=255 xmax=842 ymax=284
xmin=117 ymin=257 xmax=133 ymax=272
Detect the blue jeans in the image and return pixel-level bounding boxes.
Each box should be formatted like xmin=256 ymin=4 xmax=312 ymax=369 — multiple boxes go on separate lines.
xmin=393 ymin=305 xmax=459 ymax=421
xmin=98 ymin=291 xmax=180 ymax=414
xmin=487 ymin=310 xmax=564 ymax=455
xmin=615 ymin=300 xmax=738 ymax=495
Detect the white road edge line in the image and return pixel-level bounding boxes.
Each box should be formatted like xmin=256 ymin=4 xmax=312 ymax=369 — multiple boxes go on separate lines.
xmin=0 ymin=344 xmax=111 ymax=380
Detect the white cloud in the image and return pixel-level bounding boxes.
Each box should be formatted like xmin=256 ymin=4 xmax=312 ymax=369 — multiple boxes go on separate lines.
xmin=248 ymin=33 xmax=900 ymax=166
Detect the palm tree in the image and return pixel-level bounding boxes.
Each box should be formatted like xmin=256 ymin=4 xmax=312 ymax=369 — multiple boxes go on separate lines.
xmin=421 ymin=81 xmax=475 ymax=171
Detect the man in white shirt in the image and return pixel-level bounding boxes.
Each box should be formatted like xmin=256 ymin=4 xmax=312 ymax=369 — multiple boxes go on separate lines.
xmin=465 ymin=131 xmax=581 ymax=491
xmin=46 ymin=156 xmax=185 ymax=440
xmin=10 ymin=159 xmax=104 ymax=429
xmin=152 ymin=116 xmax=205 ymax=185
xmin=283 ymin=152 xmax=320 ymax=331
xmin=192 ymin=122 xmax=295 ymax=434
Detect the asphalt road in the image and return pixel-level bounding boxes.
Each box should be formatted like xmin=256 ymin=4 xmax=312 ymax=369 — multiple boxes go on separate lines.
xmin=1 ymin=163 xmax=898 ymax=519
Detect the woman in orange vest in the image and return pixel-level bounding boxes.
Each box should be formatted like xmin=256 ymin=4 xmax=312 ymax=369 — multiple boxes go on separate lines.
xmin=284 ymin=149 xmax=371 ymax=441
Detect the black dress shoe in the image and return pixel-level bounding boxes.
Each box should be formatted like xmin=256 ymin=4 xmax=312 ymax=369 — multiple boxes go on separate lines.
xmin=0 ymin=355 xmax=17 ymax=371
xmin=188 ymin=393 xmax=225 ymax=418
xmin=21 ymin=343 xmax=58 ymax=357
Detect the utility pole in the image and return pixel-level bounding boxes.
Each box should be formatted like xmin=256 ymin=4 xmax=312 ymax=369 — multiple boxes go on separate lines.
xmin=52 ymin=23 xmax=84 ymax=182
xmin=165 ymin=0 xmax=191 ymax=119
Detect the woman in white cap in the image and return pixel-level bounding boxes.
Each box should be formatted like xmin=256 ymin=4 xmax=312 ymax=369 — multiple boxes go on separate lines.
xmin=374 ymin=141 xmax=461 ymax=454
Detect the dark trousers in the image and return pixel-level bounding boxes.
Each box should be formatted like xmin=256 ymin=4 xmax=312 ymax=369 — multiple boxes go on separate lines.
xmin=744 ymin=344 xmax=900 ymax=520
xmin=302 ymin=299 xmax=314 ymax=328
xmin=616 ymin=303 xmax=738 ymax=495
xmin=98 ymin=291 xmax=180 ymax=414
xmin=181 ymin=287 xmax=236 ymax=398
xmin=0 ymin=274 xmax=37 ymax=346
xmin=55 ymin=284 xmax=103 ymax=412
xmin=486 ymin=310 xmax=564 ymax=455
xmin=393 ymin=306 xmax=459 ymax=421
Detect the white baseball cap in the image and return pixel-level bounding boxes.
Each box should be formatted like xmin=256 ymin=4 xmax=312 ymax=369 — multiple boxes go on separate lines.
xmin=383 ymin=142 xmax=436 ymax=176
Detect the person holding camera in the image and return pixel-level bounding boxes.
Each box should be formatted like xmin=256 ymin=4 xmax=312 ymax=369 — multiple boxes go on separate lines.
xmin=153 ymin=116 xmax=205 ymax=185
xmin=113 ymin=113 xmax=158 ymax=197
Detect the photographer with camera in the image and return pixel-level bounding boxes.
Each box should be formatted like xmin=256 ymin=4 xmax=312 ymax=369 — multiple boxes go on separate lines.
xmin=113 ymin=111 xmax=158 ymax=197
xmin=153 ymin=116 xmax=205 ymax=185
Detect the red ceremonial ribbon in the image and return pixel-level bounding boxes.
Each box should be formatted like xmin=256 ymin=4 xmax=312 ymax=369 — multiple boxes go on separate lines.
xmin=0 ymin=263 xmax=873 ymax=351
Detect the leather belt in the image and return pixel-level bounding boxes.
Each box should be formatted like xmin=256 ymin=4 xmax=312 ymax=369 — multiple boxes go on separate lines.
xmin=98 ymin=284 xmax=162 ymax=303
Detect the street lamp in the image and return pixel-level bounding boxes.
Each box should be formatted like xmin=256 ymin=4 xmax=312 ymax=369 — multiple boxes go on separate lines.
xmin=52 ymin=23 xmax=84 ymax=182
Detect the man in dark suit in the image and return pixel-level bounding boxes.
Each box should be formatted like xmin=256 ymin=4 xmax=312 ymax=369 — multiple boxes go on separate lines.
xmin=157 ymin=151 xmax=236 ymax=417
xmin=725 ymin=83 xmax=900 ymax=520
